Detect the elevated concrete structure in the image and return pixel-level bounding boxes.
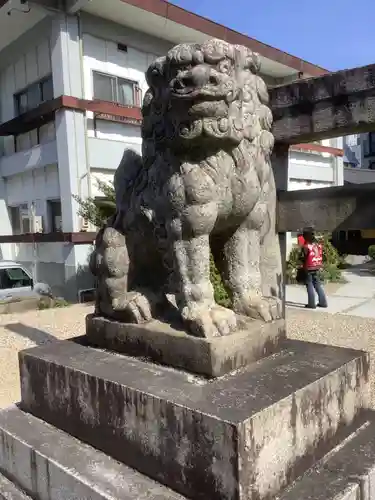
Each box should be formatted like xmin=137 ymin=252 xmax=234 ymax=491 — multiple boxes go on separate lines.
xmin=270 ymin=63 xmax=375 ymax=144
xmin=277 ymin=182 xmax=375 ymax=232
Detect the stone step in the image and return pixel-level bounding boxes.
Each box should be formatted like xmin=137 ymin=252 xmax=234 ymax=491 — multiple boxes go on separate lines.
xmin=278 ymin=414 xmax=375 ymax=500
xmin=0 ymin=405 xmax=185 ymax=500
xmin=0 ymin=472 xmax=31 ymax=500
xmin=18 ymin=338 xmax=370 ymax=500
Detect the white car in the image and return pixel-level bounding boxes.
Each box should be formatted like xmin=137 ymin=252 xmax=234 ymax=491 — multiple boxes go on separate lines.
xmin=0 ymin=261 xmax=36 ymax=301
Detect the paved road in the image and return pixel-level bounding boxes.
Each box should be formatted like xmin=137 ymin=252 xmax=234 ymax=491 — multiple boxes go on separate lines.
xmin=286 ymin=260 xmax=375 ymax=318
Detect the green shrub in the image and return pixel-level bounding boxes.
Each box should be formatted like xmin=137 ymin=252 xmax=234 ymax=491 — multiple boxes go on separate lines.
xmin=210 ymin=254 xmax=231 ymax=308
xmin=37 ymin=297 xmax=70 ymax=310
xmin=368 ymin=245 xmax=375 ymax=260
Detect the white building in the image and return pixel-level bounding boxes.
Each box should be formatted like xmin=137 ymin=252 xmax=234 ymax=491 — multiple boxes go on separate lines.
xmin=0 ymin=0 xmax=343 ymax=299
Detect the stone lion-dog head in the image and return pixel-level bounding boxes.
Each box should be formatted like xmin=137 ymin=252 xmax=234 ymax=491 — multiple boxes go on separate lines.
xmin=142 ymin=38 xmax=274 ymax=160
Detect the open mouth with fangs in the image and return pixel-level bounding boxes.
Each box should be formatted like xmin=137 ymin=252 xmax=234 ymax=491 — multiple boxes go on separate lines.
xmin=170 ymin=84 xmax=227 ymax=101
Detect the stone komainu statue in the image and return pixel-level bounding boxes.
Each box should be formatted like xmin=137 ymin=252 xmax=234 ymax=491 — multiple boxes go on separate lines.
xmin=89 ymin=39 xmax=283 ymax=338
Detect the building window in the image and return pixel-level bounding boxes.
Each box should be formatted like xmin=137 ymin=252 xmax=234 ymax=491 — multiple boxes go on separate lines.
xmin=13 ymin=121 xmax=56 ymax=154
xmin=93 ymin=71 xmax=141 ymax=107
xmin=369 ymin=133 xmax=375 ymax=156
xmin=47 ymin=200 xmax=62 ymax=232
xmin=0 ymin=267 xmax=32 ymax=289
xmin=14 ymin=75 xmax=53 ymax=116
xmin=10 ymin=204 xmax=30 ymax=235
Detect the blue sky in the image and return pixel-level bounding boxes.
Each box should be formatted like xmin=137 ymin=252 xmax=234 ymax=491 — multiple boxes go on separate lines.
xmin=169 ymin=0 xmax=374 ymax=71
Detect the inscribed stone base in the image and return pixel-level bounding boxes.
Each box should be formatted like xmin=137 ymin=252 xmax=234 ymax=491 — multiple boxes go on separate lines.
xmin=85 ymin=313 xmax=286 ymax=377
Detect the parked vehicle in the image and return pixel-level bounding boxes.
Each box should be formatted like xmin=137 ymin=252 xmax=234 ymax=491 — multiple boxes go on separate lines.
xmin=0 ymin=261 xmax=36 ymax=301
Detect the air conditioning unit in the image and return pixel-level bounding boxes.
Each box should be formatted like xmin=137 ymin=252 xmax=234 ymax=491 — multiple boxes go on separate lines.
xmin=54 ymin=216 xmax=62 ymax=232
xmin=81 ymin=217 xmax=89 ymax=232
xmin=34 ymin=216 xmax=44 ymax=233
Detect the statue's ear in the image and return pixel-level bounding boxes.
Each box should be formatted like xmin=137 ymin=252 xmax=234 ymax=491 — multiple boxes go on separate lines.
xmin=243 ymin=49 xmax=261 ymax=74
xmin=146 ymin=56 xmax=167 ymax=92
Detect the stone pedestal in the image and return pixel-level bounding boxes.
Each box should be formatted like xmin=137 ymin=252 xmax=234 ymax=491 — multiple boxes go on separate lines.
xmin=0 ymin=322 xmax=373 ymax=500
xmin=0 ymin=315 xmax=374 ymax=499
xmin=85 ymin=314 xmax=286 ymax=377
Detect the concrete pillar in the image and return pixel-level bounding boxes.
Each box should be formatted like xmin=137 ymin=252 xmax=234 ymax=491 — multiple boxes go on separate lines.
xmin=51 ymin=12 xmax=88 ymax=233
xmin=333 ymin=137 xmax=344 ymax=186
xmin=0 ymin=178 xmax=13 ymax=261
xmin=272 ymin=143 xmax=289 ymax=318
xmin=51 ymin=13 xmax=91 ymax=300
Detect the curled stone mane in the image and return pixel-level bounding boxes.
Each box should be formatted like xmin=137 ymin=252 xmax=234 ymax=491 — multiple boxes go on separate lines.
xmin=141 ymin=39 xmax=274 ymax=167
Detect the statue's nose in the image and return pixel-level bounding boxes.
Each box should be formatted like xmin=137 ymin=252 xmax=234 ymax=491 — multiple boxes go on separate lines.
xmin=189 ymin=65 xmax=211 ymax=87
xmin=177 ymin=65 xmax=216 ymax=89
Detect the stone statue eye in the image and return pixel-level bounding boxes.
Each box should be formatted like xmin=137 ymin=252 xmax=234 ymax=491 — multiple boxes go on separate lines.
xmin=218 ymin=60 xmax=231 ymax=74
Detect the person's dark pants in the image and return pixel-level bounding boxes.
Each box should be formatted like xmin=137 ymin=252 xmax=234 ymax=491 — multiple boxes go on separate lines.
xmin=305 ymin=270 xmax=328 ymax=309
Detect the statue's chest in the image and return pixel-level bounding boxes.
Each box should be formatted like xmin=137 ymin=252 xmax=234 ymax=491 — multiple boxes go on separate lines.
xmin=218 ymin=169 xmax=261 ymax=218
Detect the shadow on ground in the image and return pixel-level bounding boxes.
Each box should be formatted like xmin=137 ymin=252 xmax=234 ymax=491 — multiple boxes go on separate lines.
xmin=5 ymin=323 xmax=57 ymax=345
xmin=286 ymin=301 xmax=305 ymax=309
xmin=343 ymin=261 xmax=375 ymax=277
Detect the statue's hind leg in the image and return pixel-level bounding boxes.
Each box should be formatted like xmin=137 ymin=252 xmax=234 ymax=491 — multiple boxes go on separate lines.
xmin=90 ymin=219 xmax=166 ymax=323
xmin=213 ymin=216 xmax=282 ymax=322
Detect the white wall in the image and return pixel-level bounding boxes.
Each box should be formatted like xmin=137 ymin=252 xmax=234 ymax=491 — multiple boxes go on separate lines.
xmin=286 ymin=144 xmax=344 ymax=256
xmin=5 ymin=165 xmax=60 ymax=228
xmin=90 ymin=168 xmax=115 ymax=198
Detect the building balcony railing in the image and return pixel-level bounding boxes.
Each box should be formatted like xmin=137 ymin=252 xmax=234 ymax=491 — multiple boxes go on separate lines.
xmin=0 ymin=95 xmax=344 ymax=160
xmin=0 ymin=96 xmax=143 ymax=136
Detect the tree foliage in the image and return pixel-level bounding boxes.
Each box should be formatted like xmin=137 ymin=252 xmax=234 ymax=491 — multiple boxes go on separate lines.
xmin=73 ymin=178 xmax=116 ymax=228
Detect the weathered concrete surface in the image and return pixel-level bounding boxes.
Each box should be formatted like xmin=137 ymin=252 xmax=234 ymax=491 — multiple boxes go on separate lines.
xmin=270 ymin=63 xmax=375 ymax=144
xmin=0 ymin=472 xmax=31 ymax=500
xmin=278 ymin=468 xmax=360 ymax=500
xmin=86 ymin=314 xmax=286 ymax=377
xmin=277 ymin=183 xmax=375 ymax=232
xmin=19 ymin=339 xmax=369 ymax=500
xmin=0 ymin=405 xmax=185 ymax=500
xmin=279 ymin=415 xmax=375 ymax=500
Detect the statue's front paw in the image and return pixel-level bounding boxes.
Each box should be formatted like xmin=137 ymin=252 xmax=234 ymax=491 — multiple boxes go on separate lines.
xmin=115 ymin=291 xmax=153 ymax=323
xmin=182 ymin=304 xmax=237 ymax=338
xmin=233 ymin=295 xmax=282 ymax=322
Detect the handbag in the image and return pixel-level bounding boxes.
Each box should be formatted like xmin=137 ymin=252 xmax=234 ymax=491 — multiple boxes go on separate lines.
xmin=296 ymin=267 xmax=306 ymax=285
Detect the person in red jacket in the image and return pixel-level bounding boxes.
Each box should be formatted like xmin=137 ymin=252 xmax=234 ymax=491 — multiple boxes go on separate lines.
xmin=302 ymin=228 xmax=328 ymax=309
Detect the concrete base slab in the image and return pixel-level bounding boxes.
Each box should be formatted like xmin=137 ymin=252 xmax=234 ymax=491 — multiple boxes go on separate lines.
xmin=85 ymin=314 xmax=286 ymax=377
xmin=279 ymin=415 xmax=375 ymax=500
xmin=0 ymin=405 xmax=185 ymax=500
xmin=343 ymin=299 xmax=375 ymax=319
xmin=0 ymin=472 xmax=31 ymax=500
xmin=19 ymin=339 xmax=370 ymax=500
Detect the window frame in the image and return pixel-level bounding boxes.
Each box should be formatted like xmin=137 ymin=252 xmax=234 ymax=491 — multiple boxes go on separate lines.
xmin=366 ymin=132 xmax=375 ymax=157
xmin=9 ymin=204 xmax=30 ymax=236
xmin=92 ymin=70 xmax=141 ymax=107
xmin=14 ymin=74 xmax=53 ymax=117
xmin=0 ymin=266 xmax=33 ymax=290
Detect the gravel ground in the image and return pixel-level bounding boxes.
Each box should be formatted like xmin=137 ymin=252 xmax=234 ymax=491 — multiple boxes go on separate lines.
xmin=0 ymin=304 xmax=374 ymax=408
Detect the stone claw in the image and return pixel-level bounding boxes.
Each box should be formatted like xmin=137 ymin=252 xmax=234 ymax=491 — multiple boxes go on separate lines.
xmin=233 ymin=295 xmax=282 ymax=322
xmin=182 ymin=304 xmax=237 ymax=338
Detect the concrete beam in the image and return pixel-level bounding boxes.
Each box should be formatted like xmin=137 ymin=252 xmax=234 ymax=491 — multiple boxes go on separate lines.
xmin=270 ymin=63 xmax=375 ymax=144
xmin=277 ymin=183 xmax=375 ymax=232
